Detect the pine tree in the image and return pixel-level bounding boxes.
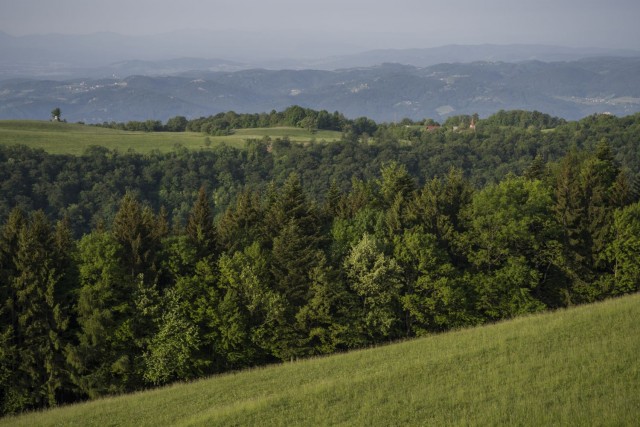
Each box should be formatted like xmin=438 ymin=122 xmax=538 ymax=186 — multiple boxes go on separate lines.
xmin=295 ymin=260 xmax=358 ymax=354
xmin=524 ymin=154 xmax=547 ymax=180
xmin=0 ymin=211 xmax=71 ymax=413
xmin=217 ymin=189 xmax=263 ymax=253
xmin=264 ymin=172 xmax=313 ymax=239
xmin=68 ymin=231 xmax=134 ymax=398
xmin=186 ymin=186 xmax=217 ymax=258
xmin=0 ymin=208 xmax=25 ymax=414
xmin=112 ymin=193 xmax=165 ymax=281
xmin=263 ymin=173 xmax=328 ymax=358
xmin=377 ymin=161 xmax=415 ymax=209
xmin=271 ymin=220 xmax=322 ymax=308
xmin=554 ymin=152 xmax=592 ymax=302
xmin=322 ymin=179 xmax=343 ymax=218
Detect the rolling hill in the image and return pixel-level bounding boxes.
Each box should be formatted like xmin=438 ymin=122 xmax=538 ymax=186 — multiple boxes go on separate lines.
xmin=2 ymin=58 xmax=640 ymax=123
xmin=3 ymin=293 xmax=638 ymax=426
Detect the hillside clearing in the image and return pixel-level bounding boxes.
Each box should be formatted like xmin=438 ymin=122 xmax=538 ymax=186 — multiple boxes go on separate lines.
xmin=0 ymin=121 xmax=341 ymax=155
xmin=3 ymin=293 xmax=639 ymax=426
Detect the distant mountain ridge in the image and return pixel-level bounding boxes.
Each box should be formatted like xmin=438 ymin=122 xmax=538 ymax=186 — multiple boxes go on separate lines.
xmin=302 ymin=44 xmax=640 ymax=70
xmin=1 ymin=30 xmax=639 ymax=78
xmin=2 ymin=57 xmax=639 ymax=123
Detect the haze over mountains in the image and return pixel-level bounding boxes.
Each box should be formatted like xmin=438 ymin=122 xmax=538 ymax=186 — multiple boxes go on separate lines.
xmin=2 ymin=31 xmax=640 ymax=78
xmin=1 ymin=31 xmax=640 ymax=122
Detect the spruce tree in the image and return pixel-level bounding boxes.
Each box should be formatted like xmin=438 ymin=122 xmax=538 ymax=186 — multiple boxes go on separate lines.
xmin=186 ymin=186 xmax=217 ymax=258
xmin=0 ymin=208 xmax=25 ymax=414
xmin=0 ymin=211 xmax=70 ymax=413
xmin=69 ymin=231 xmax=132 ymax=398
xmin=217 ymin=189 xmax=263 ymax=253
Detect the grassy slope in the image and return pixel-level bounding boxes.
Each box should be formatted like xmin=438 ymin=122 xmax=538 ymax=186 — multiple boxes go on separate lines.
xmin=4 ymin=293 xmax=639 ymax=426
xmin=0 ymin=121 xmax=341 ymax=155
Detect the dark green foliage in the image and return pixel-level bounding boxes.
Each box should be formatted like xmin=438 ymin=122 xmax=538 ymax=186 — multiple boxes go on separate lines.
xmin=552 ymin=140 xmax=630 ymax=303
xmin=185 ymin=187 xmax=217 ymax=259
xmin=0 ymin=210 xmax=72 ymax=414
xmin=217 ymin=189 xmax=263 ymax=253
xmin=480 ymin=110 xmax=566 ymax=129
xmin=164 ymin=116 xmax=188 ymax=132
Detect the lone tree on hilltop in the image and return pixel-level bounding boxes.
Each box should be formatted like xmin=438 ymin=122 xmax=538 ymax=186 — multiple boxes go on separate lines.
xmin=51 ymin=107 xmax=61 ymax=122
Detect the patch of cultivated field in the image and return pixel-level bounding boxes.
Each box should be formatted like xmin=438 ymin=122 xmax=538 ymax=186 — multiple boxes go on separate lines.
xmin=0 ymin=121 xmax=341 ymax=155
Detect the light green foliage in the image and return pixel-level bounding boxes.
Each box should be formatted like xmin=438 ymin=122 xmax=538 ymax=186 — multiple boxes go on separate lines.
xmin=463 ymin=176 xmax=561 ymax=317
xmin=158 ymin=235 xmax=198 ymax=280
xmin=295 ymin=262 xmax=358 ymax=353
xmin=155 ymin=233 xmax=221 ymax=378
xmin=217 ymin=243 xmax=278 ymax=363
xmin=606 ymin=202 xmax=640 ymax=294
xmin=330 ymin=207 xmax=383 ymax=262
xmin=394 ymin=227 xmax=473 ymax=333
xmin=377 ymin=161 xmax=415 ymax=208
xmin=344 ymin=233 xmax=402 ymax=340
xmin=143 ymin=289 xmax=201 ymax=385
xmin=470 ymin=258 xmax=546 ymax=319
xmin=464 ymin=176 xmax=558 ymax=269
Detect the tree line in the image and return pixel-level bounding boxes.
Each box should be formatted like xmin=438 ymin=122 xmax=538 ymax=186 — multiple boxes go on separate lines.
xmin=0 ymin=110 xmax=639 ymax=415
xmin=92 ymin=107 xmax=568 ymax=138
xmin=93 ymin=106 xmax=351 ymax=135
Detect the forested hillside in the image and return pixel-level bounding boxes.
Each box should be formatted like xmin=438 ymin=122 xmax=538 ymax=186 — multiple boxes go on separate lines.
xmin=0 ymin=110 xmax=639 ymax=415
xmin=2 ymin=57 xmax=640 ymax=122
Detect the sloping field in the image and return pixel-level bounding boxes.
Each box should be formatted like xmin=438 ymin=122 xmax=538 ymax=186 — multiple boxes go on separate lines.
xmin=0 ymin=121 xmax=341 ymax=155
xmin=3 ymin=293 xmax=639 ymax=426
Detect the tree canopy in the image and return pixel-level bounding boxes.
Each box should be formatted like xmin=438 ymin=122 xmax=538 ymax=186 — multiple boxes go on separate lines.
xmin=0 ymin=109 xmax=639 ymax=415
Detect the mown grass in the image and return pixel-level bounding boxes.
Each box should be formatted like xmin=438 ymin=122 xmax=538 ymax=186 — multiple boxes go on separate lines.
xmin=3 ymin=293 xmax=639 ymax=426
xmin=0 ymin=121 xmax=342 ymax=155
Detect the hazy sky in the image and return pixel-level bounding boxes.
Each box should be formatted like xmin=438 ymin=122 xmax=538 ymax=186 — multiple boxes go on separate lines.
xmin=1 ymin=0 xmax=639 ymax=49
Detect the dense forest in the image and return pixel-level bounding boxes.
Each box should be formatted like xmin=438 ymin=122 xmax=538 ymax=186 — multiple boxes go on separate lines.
xmin=1 ymin=109 xmax=640 ymax=415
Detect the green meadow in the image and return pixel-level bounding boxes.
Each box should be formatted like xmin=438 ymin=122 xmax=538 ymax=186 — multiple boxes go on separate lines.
xmin=4 ymin=293 xmax=638 ymax=426
xmin=0 ymin=121 xmax=342 ymax=155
